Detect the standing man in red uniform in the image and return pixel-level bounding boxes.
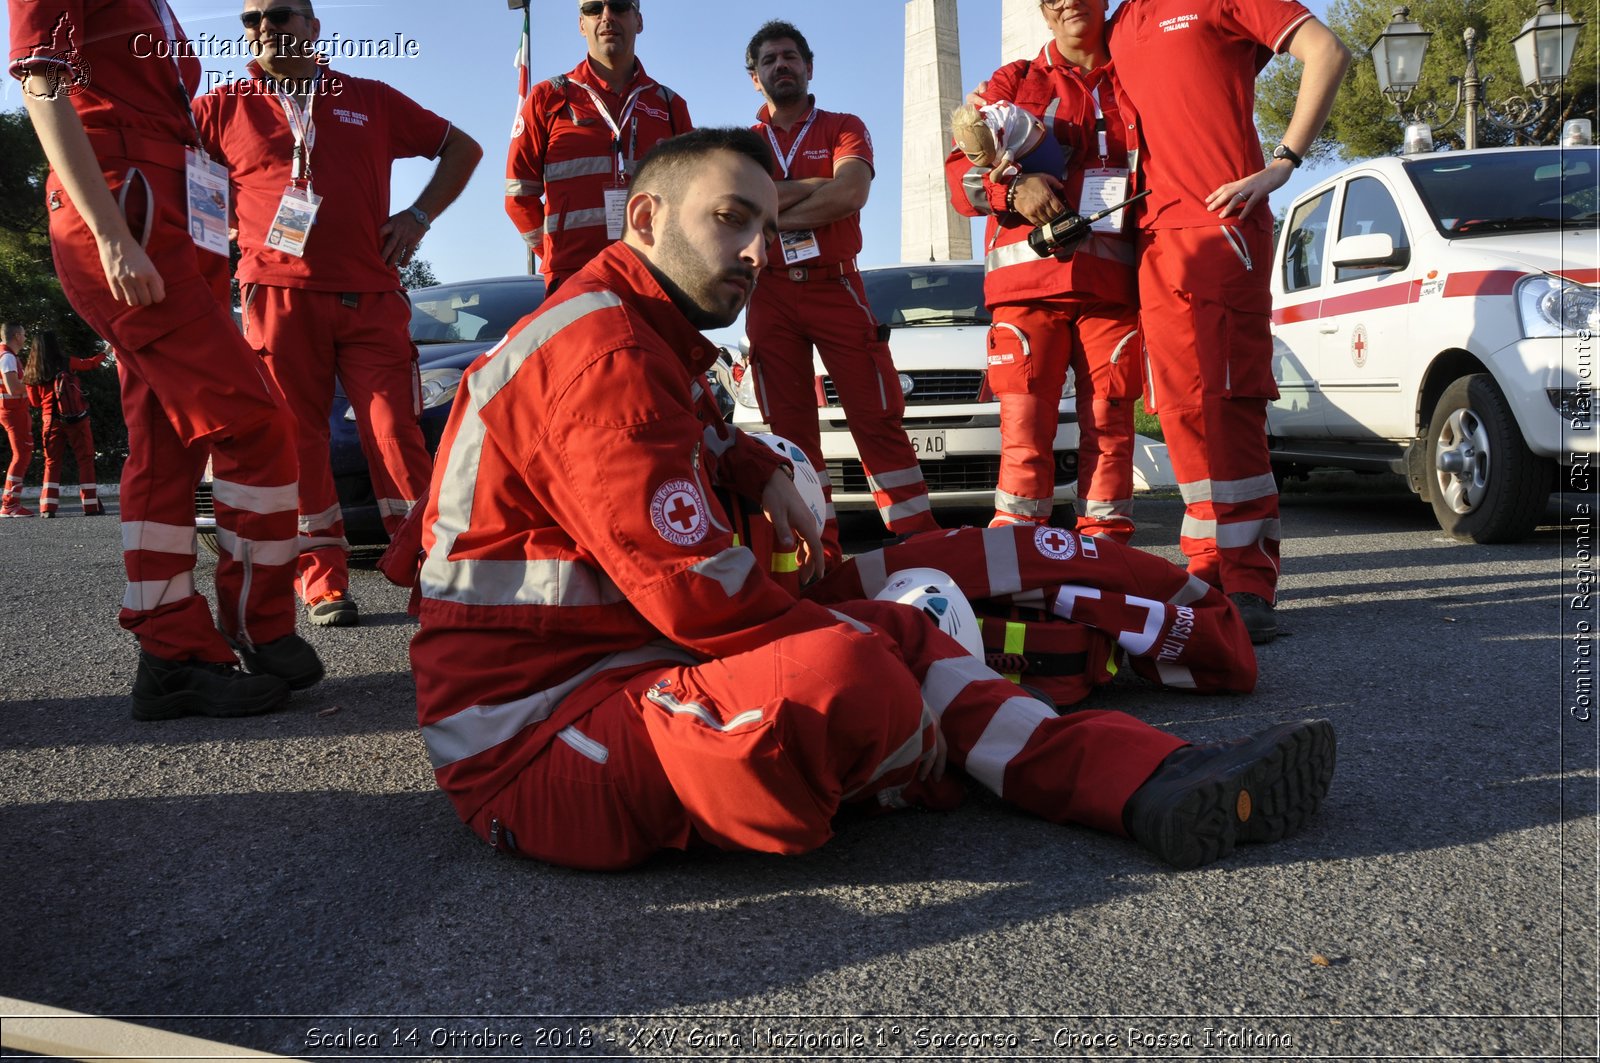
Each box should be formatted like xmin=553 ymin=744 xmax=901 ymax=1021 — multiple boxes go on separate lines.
xmin=945 ymin=0 xmax=1141 ymax=539
xmin=9 ymin=0 xmax=322 ymax=718
xmin=410 ymin=126 xmax=1335 ymax=873
xmin=194 ymin=0 xmax=483 ymax=627
xmin=506 ymin=0 xmax=692 ymax=294
xmin=1108 ymin=0 xmax=1350 ymax=642
xmin=744 ymin=21 xmax=941 ymax=563
xmin=0 ymin=322 xmax=33 ymax=517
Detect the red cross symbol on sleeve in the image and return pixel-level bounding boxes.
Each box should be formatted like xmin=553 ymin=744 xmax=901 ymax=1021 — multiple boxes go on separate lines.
xmin=666 ymin=493 xmax=699 ymax=532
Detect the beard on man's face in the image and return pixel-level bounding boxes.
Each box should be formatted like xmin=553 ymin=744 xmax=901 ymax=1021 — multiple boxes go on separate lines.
xmin=652 ymin=221 xmax=755 ymax=331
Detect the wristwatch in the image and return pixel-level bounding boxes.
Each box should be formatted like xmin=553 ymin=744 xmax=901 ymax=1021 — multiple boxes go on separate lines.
xmin=404 ymin=205 xmax=432 ymax=230
xmin=1271 ymin=143 xmax=1304 ymax=169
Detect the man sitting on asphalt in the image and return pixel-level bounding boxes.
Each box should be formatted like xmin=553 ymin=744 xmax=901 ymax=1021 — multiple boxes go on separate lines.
xmin=409 ymin=127 xmax=1336 ymax=872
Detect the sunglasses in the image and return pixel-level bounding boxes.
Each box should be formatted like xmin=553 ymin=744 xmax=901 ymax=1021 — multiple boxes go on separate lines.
xmin=240 ymin=7 xmax=305 ymax=29
xmin=579 ymin=1 xmax=636 ymax=17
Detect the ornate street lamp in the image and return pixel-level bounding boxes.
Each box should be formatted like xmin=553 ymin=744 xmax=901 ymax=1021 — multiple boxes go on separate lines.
xmin=1370 ymin=1 xmax=1586 ymax=151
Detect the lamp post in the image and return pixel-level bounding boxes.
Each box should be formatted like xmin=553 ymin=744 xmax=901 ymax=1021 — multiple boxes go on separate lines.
xmin=1370 ymin=1 xmax=1585 ymax=150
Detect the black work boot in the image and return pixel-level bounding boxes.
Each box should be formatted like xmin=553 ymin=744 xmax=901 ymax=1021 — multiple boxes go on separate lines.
xmin=131 ymin=653 xmax=291 ymax=721
xmin=237 ymin=633 xmax=325 ymax=690
xmin=1228 ymin=591 xmax=1278 ymax=644
xmin=1124 ymin=719 xmax=1336 ymax=869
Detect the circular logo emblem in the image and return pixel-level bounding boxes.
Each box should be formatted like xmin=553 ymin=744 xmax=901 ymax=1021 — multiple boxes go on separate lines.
xmin=650 ymin=479 xmax=707 ymax=547
xmin=898 ymin=373 xmax=915 ymax=396
xmin=1033 ymin=525 xmax=1079 ymax=561
xmin=1351 ymin=323 xmax=1369 ymax=368
xmin=510 ymin=113 xmax=526 ymax=138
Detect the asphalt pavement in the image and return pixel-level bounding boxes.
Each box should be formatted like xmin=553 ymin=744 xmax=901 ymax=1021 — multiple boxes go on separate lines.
xmin=2 ymin=476 xmax=1596 ymax=1061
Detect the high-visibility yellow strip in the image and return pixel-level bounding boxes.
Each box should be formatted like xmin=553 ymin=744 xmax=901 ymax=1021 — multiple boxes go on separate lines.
xmin=1001 ymin=620 xmax=1026 ymax=682
xmin=770 ymin=549 xmax=800 ymax=574
xmin=0 ymin=996 xmax=305 ymax=1062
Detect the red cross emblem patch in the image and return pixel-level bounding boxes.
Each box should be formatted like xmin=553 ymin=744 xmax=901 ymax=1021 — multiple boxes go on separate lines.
xmin=1034 ymin=524 xmax=1078 ymax=561
xmin=650 ymin=478 xmax=708 ymax=547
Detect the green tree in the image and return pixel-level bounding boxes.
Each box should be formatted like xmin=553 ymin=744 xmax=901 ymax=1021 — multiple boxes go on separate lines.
xmin=0 ymin=108 xmax=126 ymax=480
xmin=1259 ymin=0 xmax=1598 ymax=161
xmin=400 ymin=256 xmax=439 ymax=290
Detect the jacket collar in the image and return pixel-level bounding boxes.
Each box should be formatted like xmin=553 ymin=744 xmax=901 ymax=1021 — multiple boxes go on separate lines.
xmin=572 ymin=243 xmax=721 ymax=375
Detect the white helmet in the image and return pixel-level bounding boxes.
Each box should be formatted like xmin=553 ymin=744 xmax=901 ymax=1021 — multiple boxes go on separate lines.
xmin=749 ymin=432 xmax=825 ymax=537
xmin=875 ymin=567 xmax=983 ymax=658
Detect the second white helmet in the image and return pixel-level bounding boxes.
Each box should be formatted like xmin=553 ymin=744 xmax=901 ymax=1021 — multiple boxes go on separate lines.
xmin=875 ymin=566 xmax=983 ymax=658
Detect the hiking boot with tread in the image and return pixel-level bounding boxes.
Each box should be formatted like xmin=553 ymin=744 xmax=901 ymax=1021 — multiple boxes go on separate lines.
xmin=307 ymin=590 xmax=359 ymax=627
xmin=1124 ymin=718 xmax=1336 ymax=870
xmin=237 ymin=633 xmax=325 ymax=690
xmin=1229 ymin=591 xmax=1278 ymax=644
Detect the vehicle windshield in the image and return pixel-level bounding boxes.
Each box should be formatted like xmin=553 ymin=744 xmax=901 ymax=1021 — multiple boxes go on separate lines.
xmin=410 ymin=279 xmax=544 ymax=344
xmin=862 ymin=265 xmax=991 ymax=328
xmin=1405 ymin=148 xmax=1599 ymax=236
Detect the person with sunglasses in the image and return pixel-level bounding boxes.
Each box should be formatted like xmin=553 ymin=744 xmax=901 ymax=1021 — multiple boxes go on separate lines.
xmin=8 ymin=0 xmax=323 ymax=718
xmin=192 ymin=0 xmax=482 ymax=628
xmin=506 ymin=0 xmax=692 ymax=294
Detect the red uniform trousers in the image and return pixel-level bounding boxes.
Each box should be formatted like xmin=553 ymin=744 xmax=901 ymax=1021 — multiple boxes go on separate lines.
xmin=1137 ymin=224 xmax=1281 ymax=601
xmin=987 ymin=299 xmax=1141 ymax=541
xmin=467 ymin=598 xmax=1182 ymax=871
xmin=39 ymin=407 xmax=98 ymax=514
xmin=242 ymin=285 xmax=430 ymax=603
xmin=48 ymin=158 xmax=300 ymax=662
xmin=0 ymin=398 xmax=31 ymax=506
xmin=746 ymin=268 xmax=940 ymax=562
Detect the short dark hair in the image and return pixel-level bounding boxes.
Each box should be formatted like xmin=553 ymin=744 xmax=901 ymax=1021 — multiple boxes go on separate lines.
xmin=744 ymin=20 xmax=812 ymax=73
xmin=1 ymin=322 xmax=22 ymax=345
xmin=633 ymin=127 xmax=774 ymax=202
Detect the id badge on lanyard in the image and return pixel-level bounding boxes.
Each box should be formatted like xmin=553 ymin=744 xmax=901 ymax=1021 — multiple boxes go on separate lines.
xmin=765 ymin=113 xmax=822 ymax=263
xmin=1079 ymin=84 xmax=1129 ymax=234
xmin=266 ymin=88 xmax=320 ymax=256
xmin=578 ymin=81 xmax=642 ymax=239
xmin=184 ymin=148 xmax=231 ymax=256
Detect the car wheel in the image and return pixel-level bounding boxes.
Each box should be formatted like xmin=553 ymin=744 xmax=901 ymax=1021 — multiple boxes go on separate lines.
xmin=1425 ymin=374 xmax=1552 ymax=544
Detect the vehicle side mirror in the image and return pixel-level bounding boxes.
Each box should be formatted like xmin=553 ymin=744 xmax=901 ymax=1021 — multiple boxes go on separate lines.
xmin=1330 ymin=233 xmax=1407 ymax=270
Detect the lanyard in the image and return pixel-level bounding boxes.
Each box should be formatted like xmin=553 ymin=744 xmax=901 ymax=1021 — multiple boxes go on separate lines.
xmin=763 ymin=109 xmax=818 ymax=179
xmin=1090 ymin=84 xmax=1109 ymax=164
xmin=274 ymin=83 xmax=319 ymax=185
xmin=148 ymin=0 xmax=205 ymax=147
xmin=575 ymin=81 xmax=646 ymax=182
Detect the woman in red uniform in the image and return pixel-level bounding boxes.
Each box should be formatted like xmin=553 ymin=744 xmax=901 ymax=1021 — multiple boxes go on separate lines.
xmin=7 ymin=0 xmax=323 ymax=718
xmin=0 ymin=322 xmax=33 ymax=517
xmin=22 ymin=330 xmax=106 ymax=517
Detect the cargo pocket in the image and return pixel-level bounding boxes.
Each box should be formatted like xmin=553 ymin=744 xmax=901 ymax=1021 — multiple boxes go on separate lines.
xmin=1194 ymin=282 xmax=1277 ymax=400
xmin=985 ymin=320 xmax=1034 ymax=395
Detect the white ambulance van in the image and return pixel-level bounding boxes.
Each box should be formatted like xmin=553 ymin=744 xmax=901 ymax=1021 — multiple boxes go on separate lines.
xmin=1268 ymin=144 xmax=1597 ymax=542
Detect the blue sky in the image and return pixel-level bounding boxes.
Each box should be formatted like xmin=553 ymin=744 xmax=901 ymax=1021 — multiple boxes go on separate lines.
xmin=1 ymin=0 xmax=1335 ymax=283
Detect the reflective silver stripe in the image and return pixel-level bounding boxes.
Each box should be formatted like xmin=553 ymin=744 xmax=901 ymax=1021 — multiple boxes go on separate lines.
xmin=123 ymin=572 xmax=195 ymax=612
xmin=1178 ymin=479 xmax=1213 ymax=504
xmin=505 ymin=178 xmax=542 ymax=196
xmin=216 ymin=529 xmax=301 ymax=568
xmin=545 ymin=208 xmax=608 ymax=234
xmin=120 ymin=520 xmax=196 ymax=555
xmin=377 ymin=497 xmax=416 ymax=520
xmin=995 ymin=489 xmax=1051 ymax=518
xmin=425 ymin=643 xmax=693 ymax=769
xmin=688 ymin=547 xmax=757 ymax=597
xmin=557 ymin=725 xmax=609 ymax=764
xmin=922 ymin=654 xmax=997 ymax=719
xmin=985 ymin=240 xmax=1038 ymax=274
xmin=1081 ymin=498 xmax=1133 ymax=519
xmin=828 ymin=608 xmax=873 ymax=634
xmin=421 ymin=292 xmax=622 ymax=605
xmin=1172 ymin=575 xmax=1212 ymax=606
xmin=646 ymin=687 xmax=765 ymax=731
xmin=1212 ymin=473 xmax=1279 ymax=505
xmin=843 ymin=704 xmax=932 ymax=800
xmin=42 ymin=480 xmax=59 ymax=490
xmin=702 ymin=424 xmax=737 ymax=457
xmin=298 ymin=503 xmax=342 ymax=535
xmin=211 ymin=477 xmax=298 ymax=515
xmin=867 ymin=465 xmax=926 ymax=492
xmin=1155 ymin=662 xmax=1198 ymax=689
xmin=850 ymin=552 xmax=889 ymax=598
xmin=881 ymin=495 xmax=932 ymax=523
xmin=1180 ymin=516 xmax=1282 ymax=548
xmin=544 ymin=155 xmax=613 ymax=182
xmin=964 ymin=694 xmax=1052 ymax=795
xmin=982 ymin=525 xmax=1023 ymax=597
xmin=520 ymin=229 xmax=540 ymax=247
xmin=962 ymin=167 xmax=989 ymax=212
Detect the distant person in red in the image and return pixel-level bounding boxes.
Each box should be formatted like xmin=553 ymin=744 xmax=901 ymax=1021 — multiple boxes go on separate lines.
xmin=0 ymin=322 xmax=33 ymax=517
xmin=193 ymin=0 xmax=482 ymax=628
xmin=9 ymin=0 xmax=323 ymax=720
xmin=21 ymin=330 xmax=107 ymax=517
xmin=745 ymin=20 xmax=940 ymax=564
xmin=506 ymin=0 xmax=692 ymax=294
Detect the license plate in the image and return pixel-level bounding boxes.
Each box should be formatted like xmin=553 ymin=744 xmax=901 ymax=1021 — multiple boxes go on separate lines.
xmin=909 ymin=429 xmax=947 ymax=461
